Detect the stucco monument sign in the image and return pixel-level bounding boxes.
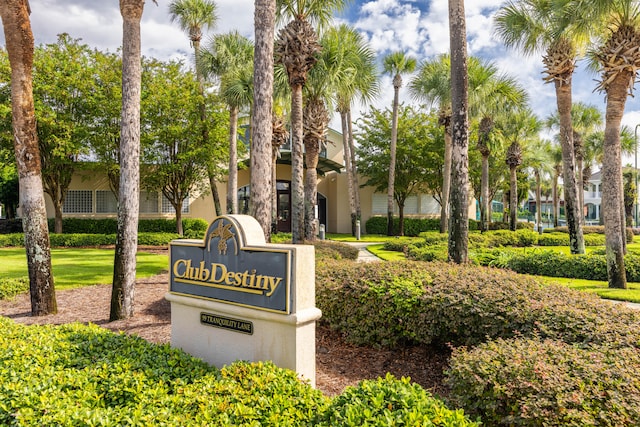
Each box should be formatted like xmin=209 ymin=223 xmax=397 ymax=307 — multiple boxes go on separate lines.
xmin=165 ymin=215 xmax=321 ymax=386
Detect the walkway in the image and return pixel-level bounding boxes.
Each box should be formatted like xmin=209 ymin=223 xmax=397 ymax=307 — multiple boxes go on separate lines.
xmin=342 ymin=241 xmax=382 ymax=263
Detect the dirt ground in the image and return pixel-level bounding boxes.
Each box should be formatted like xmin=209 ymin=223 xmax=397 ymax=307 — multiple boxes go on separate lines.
xmin=0 ymin=271 xmax=450 ymax=397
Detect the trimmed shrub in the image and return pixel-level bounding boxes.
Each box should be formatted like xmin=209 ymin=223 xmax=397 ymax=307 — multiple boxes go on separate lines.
xmin=313 ymin=240 xmax=359 ymax=261
xmin=316 ymin=374 xmax=478 ymax=426
xmin=41 ymin=218 xmax=209 ymax=236
xmin=446 ymin=338 xmax=640 ymax=426
xmin=316 ymin=260 xmax=640 ymax=349
xmin=382 ymin=237 xmax=417 ymax=252
xmin=0 ymin=233 xmax=25 ymax=247
xmin=0 ymin=278 xmax=28 ymax=300
xmin=547 ymin=225 xmax=634 ymax=243
xmin=0 ymin=219 xmax=23 ymax=234
xmin=365 ymin=216 xmax=440 ymax=236
xmin=487 ymin=221 xmax=535 ymax=231
xmin=407 ymin=245 xmax=448 ymax=262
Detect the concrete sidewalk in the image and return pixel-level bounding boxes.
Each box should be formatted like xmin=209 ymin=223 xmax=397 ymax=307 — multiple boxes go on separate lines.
xmin=342 ymin=241 xmax=382 ymax=263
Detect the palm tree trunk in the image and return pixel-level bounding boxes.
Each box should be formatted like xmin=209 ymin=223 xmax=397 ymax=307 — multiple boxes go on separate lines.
xmin=290 ymin=84 xmax=304 ymax=243
xmin=602 ymin=75 xmax=628 ymax=289
xmin=481 ymin=153 xmax=489 ymax=232
xmin=536 ymin=169 xmax=542 ymax=234
xmin=304 ymin=147 xmax=318 ymax=240
xmin=509 ymin=166 xmax=518 ymax=231
xmin=111 ymin=0 xmax=144 ymax=321
xmin=387 ymin=83 xmax=400 ymax=236
xmin=553 ymin=171 xmax=560 ymax=227
xmin=554 ymin=80 xmax=585 ymax=253
xmin=347 ymin=110 xmax=361 ymax=231
xmin=1 ymin=0 xmax=57 ymax=316
xmin=440 ymin=131 xmax=452 ymax=233
xmin=250 ymin=0 xmax=275 ymax=241
xmin=448 ymin=0 xmax=469 ymax=263
xmin=227 ymin=106 xmax=239 ymax=214
xmin=340 ymin=110 xmax=356 ymax=235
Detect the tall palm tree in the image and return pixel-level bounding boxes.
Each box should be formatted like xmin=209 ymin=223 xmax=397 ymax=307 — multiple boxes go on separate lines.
xmin=495 ymin=0 xmax=586 ymax=254
xmin=0 ymin=0 xmax=57 ymax=315
xmin=546 ymin=102 xmax=603 ymax=222
xmin=251 ymin=0 xmax=276 ymax=239
xmin=111 ymin=0 xmax=148 ymax=321
xmin=448 ymin=0 xmax=470 ymax=263
xmin=549 ymin=142 xmax=563 ymax=227
xmin=169 ymin=0 xmax=222 ymax=214
xmin=409 ymin=55 xmax=453 ymax=234
xmin=499 ymin=108 xmax=542 ymax=231
xmin=573 ymin=0 xmax=640 ymax=288
xmin=526 ymin=139 xmax=554 ymax=233
xmin=325 ymin=24 xmax=379 ymax=236
xmin=469 ymin=60 xmax=528 ymax=233
xmin=275 ymin=0 xmax=347 ymax=243
xmin=382 ymin=51 xmax=416 ymax=236
xmin=199 ymin=31 xmax=254 ymax=214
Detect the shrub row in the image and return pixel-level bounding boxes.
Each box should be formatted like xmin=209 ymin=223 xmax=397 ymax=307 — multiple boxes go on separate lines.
xmin=0 ymin=218 xmax=208 ymax=236
xmin=446 ymin=338 xmax=640 ymax=426
xmin=0 ymin=232 xmax=183 ymax=248
xmin=0 ymin=317 xmax=476 ymax=426
xmin=316 ymin=260 xmax=640 ymax=350
xmin=476 ymin=249 xmax=640 ymax=282
xmin=547 ymin=225 xmax=634 ymax=243
xmin=365 ymin=216 xmax=481 ymax=236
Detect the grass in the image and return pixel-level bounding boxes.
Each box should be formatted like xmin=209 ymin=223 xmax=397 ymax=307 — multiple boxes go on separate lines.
xmin=539 ymin=276 xmax=640 ymax=304
xmin=0 ymin=248 xmax=168 ymax=290
xmin=367 ymin=244 xmax=407 ymax=261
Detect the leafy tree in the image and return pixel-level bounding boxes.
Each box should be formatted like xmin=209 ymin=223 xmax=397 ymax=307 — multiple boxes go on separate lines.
xmin=0 ymin=0 xmax=57 ymax=315
xmin=0 ymin=148 xmax=18 ymax=219
xmin=356 ymin=106 xmax=444 ymax=236
xmin=111 ymin=0 xmax=148 ymax=321
xmin=33 ymin=34 xmax=95 ymax=233
xmin=140 ymin=59 xmax=228 ymax=235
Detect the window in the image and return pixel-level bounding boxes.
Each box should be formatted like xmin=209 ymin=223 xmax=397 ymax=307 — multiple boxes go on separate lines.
xmin=139 ymin=191 xmax=159 ymax=213
xmin=162 ymin=193 xmax=189 ymax=213
xmin=63 ymin=190 xmax=93 ymax=213
xmin=96 ymin=190 xmax=117 ymax=213
xmin=371 ymin=193 xmax=388 ymax=214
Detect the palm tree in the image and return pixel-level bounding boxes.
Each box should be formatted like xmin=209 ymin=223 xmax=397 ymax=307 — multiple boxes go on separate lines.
xmin=495 ymin=0 xmax=586 ymax=254
xmin=574 ymin=0 xmax=640 ymax=288
xmin=408 ymin=55 xmax=453 ymax=234
xmin=382 ymin=51 xmax=416 ymax=236
xmin=546 ymin=102 xmax=603 ymax=222
xmin=111 ymin=0 xmax=148 ymax=321
xmin=169 ymin=0 xmax=222 ymax=215
xmin=469 ymin=60 xmax=528 ymax=232
xmin=199 ymin=31 xmax=254 ymax=214
xmin=549 ymin=142 xmax=563 ymax=227
xmin=526 ymin=139 xmax=554 ymax=233
xmin=275 ymin=0 xmax=347 ymax=243
xmin=325 ymin=24 xmax=379 ymax=236
xmin=499 ymin=109 xmax=542 ymax=231
xmin=251 ymin=0 xmax=276 ymax=239
xmin=0 ymin=0 xmax=57 ymax=315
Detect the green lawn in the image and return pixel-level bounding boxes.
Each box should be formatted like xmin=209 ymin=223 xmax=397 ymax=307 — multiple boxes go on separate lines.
xmin=0 ymin=248 xmax=168 ymax=290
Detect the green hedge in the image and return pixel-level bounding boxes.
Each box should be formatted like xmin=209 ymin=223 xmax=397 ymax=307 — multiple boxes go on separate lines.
xmin=0 ymin=317 xmax=473 ymax=426
xmin=0 ymin=232 xmax=184 ymax=248
xmin=317 ymin=374 xmax=478 ymax=426
xmin=40 ymin=218 xmax=208 ymax=237
xmin=316 ymin=260 xmax=640 ymax=349
xmin=446 ymin=338 xmax=640 ymax=426
xmin=486 ymin=249 xmax=640 ymax=282
xmin=365 ymin=217 xmax=480 ymax=237
xmin=545 ymin=225 xmax=634 ymax=243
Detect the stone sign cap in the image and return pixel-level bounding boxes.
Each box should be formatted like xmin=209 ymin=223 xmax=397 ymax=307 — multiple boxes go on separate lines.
xmin=169 ymin=215 xmax=293 ymax=314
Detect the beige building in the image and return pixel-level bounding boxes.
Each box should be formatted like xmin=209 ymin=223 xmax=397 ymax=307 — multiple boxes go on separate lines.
xmin=45 ymin=128 xmax=475 ymax=234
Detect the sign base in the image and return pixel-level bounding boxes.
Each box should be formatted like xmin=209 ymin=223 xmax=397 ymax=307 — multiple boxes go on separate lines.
xmin=166 ymin=293 xmax=321 ymax=387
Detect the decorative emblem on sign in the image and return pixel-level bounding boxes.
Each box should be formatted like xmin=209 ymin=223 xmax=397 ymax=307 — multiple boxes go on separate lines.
xmin=208 ymin=219 xmax=237 ymax=255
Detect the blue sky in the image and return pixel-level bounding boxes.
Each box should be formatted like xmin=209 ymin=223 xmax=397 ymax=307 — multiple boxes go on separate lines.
xmin=3 ymin=0 xmax=640 ymax=164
